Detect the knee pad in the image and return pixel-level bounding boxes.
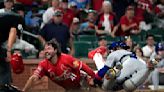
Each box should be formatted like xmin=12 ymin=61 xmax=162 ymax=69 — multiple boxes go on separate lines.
xmin=123 ymin=79 xmax=136 ymax=92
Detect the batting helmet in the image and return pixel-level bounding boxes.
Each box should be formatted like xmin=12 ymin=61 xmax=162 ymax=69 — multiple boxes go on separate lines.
xmin=10 ymin=53 xmax=24 ymax=74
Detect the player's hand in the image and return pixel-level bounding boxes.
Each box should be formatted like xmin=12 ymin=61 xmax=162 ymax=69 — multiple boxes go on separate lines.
xmin=88 ymin=78 xmax=94 ymax=86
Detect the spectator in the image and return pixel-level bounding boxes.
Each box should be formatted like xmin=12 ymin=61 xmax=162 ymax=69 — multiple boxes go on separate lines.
xmin=95 ymin=1 xmax=115 ymax=36
xmin=13 ymin=3 xmax=25 ymax=18
xmin=60 ymin=0 xmax=74 ymax=27
xmin=119 ymin=6 xmax=140 ymax=36
xmin=23 ymin=39 xmax=95 ymax=92
xmin=142 ymin=34 xmax=155 ymax=59
xmin=124 ymin=36 xmax=139 ymax=52
xmin=92 ymin=0 xmax=104 ymax=12
xmin=134 ymin=47 xmax=147 ymax=64
xmin=70 ymin=17 xmax=80 ymax=35
xmin=39 ymin=9 xmax=74 ymax=55
xmin=79 ymin=9 xmax=97 ymax=35
xmin=0 ymin=0 xmax=14 ymax=13
xmin=155 ymin=0 xmax=164 ymax=18
xmin=41 ymin=0 xmax=60 ymax=28
xmin=68 ymin=0 xmax=91 ymax=9
xmin=154 ymin=0 xmax=164 ymax=28
xmin=69 ymin=1 xmax=79 ymax=17
xmin=25 ymin=3 xmax=42 ymax=34
xmin=16 ymin=0 xmax=33 ymax=5
xmin=112 ymin=0 xmax=135 ymax=24
xmin=135 ymin=0 xmax=153 ymax=23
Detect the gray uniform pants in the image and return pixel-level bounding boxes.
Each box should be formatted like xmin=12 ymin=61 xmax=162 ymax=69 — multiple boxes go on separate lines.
xmin=148 ymin=68 xmax=164 ymax=90
xmin=102 ymin=58 xmax=149 ymax=91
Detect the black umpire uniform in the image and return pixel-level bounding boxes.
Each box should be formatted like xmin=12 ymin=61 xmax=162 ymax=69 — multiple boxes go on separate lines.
xmin=0 ymin=13 xmax=23 ymax=92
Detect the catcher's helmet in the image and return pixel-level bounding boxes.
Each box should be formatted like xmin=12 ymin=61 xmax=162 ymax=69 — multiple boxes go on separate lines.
xmin=118 ymin=42 xmax=130 ymax=50
xmin=108 ymin=41 xmax=119 ymax=50
xmin=10 ymin=53 xmax=24 ymax=74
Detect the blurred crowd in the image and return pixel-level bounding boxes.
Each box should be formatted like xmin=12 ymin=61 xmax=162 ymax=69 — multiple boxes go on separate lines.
xmin=0 ymin=0 xmax=163 ymax=91
xmin=0 ymin=0 xmax=163 ymax=58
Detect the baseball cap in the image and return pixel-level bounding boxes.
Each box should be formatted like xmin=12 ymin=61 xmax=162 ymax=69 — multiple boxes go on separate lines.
xmin=87 ymin=9 xmax=97 ymax=14
xmin=53 ymin=9 xmax=63 ymax=16
xmin=4 ymin=0 xmax=14 ymax=2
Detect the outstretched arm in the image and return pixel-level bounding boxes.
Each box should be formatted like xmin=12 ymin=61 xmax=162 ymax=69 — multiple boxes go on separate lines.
xmin=22 ymin=75 xmax=40 ymax=92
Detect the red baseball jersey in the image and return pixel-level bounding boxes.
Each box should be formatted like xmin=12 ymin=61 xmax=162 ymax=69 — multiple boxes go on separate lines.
xmin=155 ymin=4 xmax=164 ymax=14
xmin=120 ymin=15 xmax=139 ymax=36
xmin=34 ymin=53 xmax=95 ymax=89
xmin=135 ymin=0 xmax=153 ymax=22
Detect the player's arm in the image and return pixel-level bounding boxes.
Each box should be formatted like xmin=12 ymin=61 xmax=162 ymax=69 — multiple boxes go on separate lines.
xmin=93 ymin=54 xmax=116 ymax=86
xmin=93 ymin=65 xmax=110 ymax=85
xmin=6 ymin=27 xmax=17 ymax=62
xmin=70 ymin=59 xmax=95 ymax=78
xmin=80 ymin=61 xmax=95 ymax=78
xmin=23 ymin=62 xmax=45 ymax=92
xmin=22 ymin=75 xmax=40 ymax=92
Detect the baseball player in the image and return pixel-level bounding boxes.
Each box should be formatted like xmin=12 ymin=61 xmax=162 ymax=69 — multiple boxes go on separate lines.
xmin=148 ymin=42 xmax=164 ymax=90
xmin=90 ymin=41 xmax=154 ymax=92
xmin=88 ymin=46 xmax=108 ymax=70
xmin=22 ymin=39 xmax=95 ymax=92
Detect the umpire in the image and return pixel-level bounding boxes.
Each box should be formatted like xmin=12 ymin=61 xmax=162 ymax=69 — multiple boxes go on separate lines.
xmin=0 ymin=13 xmax=23 ymax=92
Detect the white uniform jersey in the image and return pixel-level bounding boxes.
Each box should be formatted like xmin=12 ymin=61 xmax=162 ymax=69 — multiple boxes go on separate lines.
xmin=102 ymin=49 xmax=149 ymax=91
xmin=105 ymin=49 xmax=132 ymax=68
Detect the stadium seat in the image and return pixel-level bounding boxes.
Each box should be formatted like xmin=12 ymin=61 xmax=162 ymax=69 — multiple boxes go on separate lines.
xmin=154 ymin=35 xmax=163 ymax=42
xmin=139 ymin=30 xmax=148 ymax=41
xmin=73 ymin=41 xmax=93 ymax=58
xmin=78 ymin=35 xmax=97 ymax=42
xmin=139 ymin=41 xmax=146 ymax=47
xmin=130 ymin=35 xmax=142 ymax=43
xmin=106 ymin=36 xmax=120 ymax=42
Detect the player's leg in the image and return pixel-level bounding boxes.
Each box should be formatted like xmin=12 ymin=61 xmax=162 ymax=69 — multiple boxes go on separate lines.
xmin=102 ymin=58 xmax=139 ymax=91
xmin=123 ymin=66 xmax=150 ymax=91
xmin=116 ymin=58 xmax=141 ymax=83
xmin=0 ymin=59 xmax=12 ymax=91
xmin=151 ymin=68 xmax=159 ymax=90
xmin=102 ymin=78 xmax=116 ymax=91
